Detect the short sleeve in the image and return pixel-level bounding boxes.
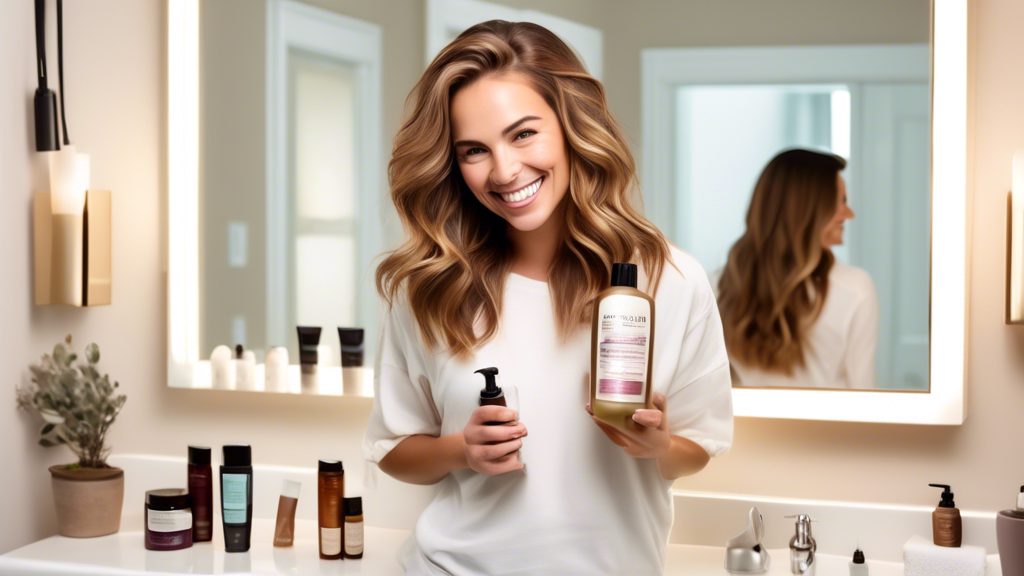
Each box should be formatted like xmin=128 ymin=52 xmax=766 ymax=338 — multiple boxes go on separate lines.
xmin=361 ymin=298 xmax=442 ymax=464
xmin=662 ymin=262 xmax=734 ymax=458
xmin=843 ymin=277 xmax=880 ymax=390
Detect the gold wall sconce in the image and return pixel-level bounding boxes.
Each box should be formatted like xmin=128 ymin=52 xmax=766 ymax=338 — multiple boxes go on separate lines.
xmin=1007 ymin=151 xmax=1024 ymax=324
xmin=33 ymin=149 xmax=111 ymax=307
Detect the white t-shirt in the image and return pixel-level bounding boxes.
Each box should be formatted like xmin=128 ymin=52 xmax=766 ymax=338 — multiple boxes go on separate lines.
xmin=362 ymin=245 xmax=734 ymax=575
xmin=727 ymin=261 xmax=880 ymax=389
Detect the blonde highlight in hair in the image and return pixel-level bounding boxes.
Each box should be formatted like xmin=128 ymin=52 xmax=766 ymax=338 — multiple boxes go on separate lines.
xmin=717 ymin=149 xmax=846 ymax=374
xmin=377 ymin=20 xmax=670 ymax=359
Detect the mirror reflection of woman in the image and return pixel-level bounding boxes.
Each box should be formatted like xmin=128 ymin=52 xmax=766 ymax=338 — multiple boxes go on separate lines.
xmin=717 ymin=149 xmax=879 ymax=389
xmin=362 ymin=20 xmax=733 ymax=576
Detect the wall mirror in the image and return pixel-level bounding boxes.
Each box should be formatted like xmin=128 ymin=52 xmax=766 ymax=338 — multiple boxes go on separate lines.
xmin=168 ymin=0 xmax=969 ymax=423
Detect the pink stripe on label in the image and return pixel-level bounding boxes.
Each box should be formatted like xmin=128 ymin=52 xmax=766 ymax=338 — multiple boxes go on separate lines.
xmin=599 ymin=379 xmax=642 ymax=395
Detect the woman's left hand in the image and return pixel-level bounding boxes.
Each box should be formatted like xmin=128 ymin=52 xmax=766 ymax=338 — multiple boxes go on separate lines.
xmin=585 ymin=392 xmax=671 ymax=459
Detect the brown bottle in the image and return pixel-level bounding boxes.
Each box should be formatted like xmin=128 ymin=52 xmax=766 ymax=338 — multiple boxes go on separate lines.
xmin=929 ymin=483 xmax=962 ymax=547
xmin=344 ymin=497 xmax=364 ymax=559
xmin=318 ymin=460 xmax=344 ymax=559
xmin=187 ymin=446 xmax=213 ymax=542
xmin=590 ymin=263 xmax=655 ymax=433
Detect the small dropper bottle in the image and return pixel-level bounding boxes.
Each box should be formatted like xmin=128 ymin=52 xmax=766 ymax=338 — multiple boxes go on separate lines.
xmin=849 ymin=547 xmax=868 ymax=576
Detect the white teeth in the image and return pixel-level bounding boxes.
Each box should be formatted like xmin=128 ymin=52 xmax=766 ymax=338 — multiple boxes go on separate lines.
xmin=500 ymin=178 xmax=542 ymax=203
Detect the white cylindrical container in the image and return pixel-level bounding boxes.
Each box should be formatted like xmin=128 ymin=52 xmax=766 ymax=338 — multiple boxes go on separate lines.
xmin=210 ymin=345 xmax=235 ymax=390
xmin=264 ymin=346 xmax=289 ymax=393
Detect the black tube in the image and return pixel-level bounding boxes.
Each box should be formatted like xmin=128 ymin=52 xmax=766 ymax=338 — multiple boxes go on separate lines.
xmin=220 ymin=445 xmax=253 ymax=552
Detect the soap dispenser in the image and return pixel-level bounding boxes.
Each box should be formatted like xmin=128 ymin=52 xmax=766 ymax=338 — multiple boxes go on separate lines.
xmin=785 ymin=514 xmax=816 ymax=576
xmin=996 ymin=486 xmax=1024 ymax=575
xmin=928 ymin=483 xmax=962 ymax=547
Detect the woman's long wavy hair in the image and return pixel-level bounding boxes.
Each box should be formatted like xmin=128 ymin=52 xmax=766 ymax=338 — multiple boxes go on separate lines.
xmin=717 ymin=149 xmax=847 ymax=374
xmin=376 ymin=20 xmax=670 ymax=359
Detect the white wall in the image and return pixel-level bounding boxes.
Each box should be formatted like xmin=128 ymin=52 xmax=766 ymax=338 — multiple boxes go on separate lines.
xmin=4 ymin=0 xmax=1024 ymax=558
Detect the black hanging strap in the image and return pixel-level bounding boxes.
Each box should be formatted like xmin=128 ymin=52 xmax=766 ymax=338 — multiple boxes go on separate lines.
xmin=57 ymin=0 xmax=69 ymax=145
xmin=35 ymin=0 xmax=47 ymax=89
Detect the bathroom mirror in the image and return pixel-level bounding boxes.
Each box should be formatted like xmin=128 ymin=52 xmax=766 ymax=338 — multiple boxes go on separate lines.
xmin=167 ymin=0 xmax=970 ymax=422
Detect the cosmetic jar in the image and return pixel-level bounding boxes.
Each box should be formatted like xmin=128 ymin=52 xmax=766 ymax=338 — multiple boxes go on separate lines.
xmin=145 ymin=489 xmax=193 ymax=551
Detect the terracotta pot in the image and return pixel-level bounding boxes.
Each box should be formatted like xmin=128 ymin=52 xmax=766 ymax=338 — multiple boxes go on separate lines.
xmin=49 ymin=465 xmax=124 ymax=538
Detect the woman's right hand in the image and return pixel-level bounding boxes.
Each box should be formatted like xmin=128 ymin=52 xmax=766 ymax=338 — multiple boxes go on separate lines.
xmin=462 ymin=407 xmax=527 ymax=475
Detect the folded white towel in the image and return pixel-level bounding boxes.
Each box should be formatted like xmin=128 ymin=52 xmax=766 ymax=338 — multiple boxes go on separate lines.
xmin=903 ymin=535 xmax=986 ymax=576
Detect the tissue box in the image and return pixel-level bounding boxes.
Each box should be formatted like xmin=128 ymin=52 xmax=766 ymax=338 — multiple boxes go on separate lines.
xmin=903 ymin=535 xmax=986 ymax=576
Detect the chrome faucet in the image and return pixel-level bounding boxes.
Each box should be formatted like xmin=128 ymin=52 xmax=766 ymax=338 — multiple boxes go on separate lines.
xmin=785 ymin=514 xmax=816 ymax=576
xmin=724 ymin=507 xmax=770 ymax=574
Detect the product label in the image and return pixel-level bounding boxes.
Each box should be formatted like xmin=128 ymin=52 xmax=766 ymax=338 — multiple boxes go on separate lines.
xmin=595 ymin=295 xmax=651 ymax=403
xmin=148 ymin=509 xmax=192 ymax=533
xmin=321 ymin=527 xmax=342 ymax=555
xmin=222 ymin=473 xmax=249 ymax=524
xmin=345 ymin=521 xmax=364 ymax=555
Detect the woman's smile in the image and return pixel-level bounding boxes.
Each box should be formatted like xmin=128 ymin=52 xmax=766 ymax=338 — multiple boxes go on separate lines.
xmin=493 ymin=176 xmax=543 ymax=207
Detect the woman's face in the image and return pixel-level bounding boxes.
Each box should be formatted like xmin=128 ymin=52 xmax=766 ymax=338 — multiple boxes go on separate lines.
xmin=821 ymin=173 xmax=854 ymax=248
xmin=450 ymin=72 xmax=571 ymax=233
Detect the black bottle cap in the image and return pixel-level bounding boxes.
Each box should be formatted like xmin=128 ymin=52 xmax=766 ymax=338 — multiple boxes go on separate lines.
xmin=338 ymin=328 xmax=364 ymax=348
xmin=146 ymin=488 xmax=191 ymax=511
xmin=475 ymin=367 xmax=502 ymax=399
xmin=610 ymin=263 xmax=638 ymax=288
xmin=235 ymin=344 xmax=244 ymax=359
xmin=319 ymin=459 xmax=344 ymax=472
xmin=929 ymin=484 xmax=955 ymax=508
xmin=222 ymin=444 xmax=252 ymax=467
xmin=852 ymin=548 xmax=865 ymax=564
xmin=188 ymin=445 xmax=211 ymax=465
xmin=345 ymin=497 xmax=362 ymax=517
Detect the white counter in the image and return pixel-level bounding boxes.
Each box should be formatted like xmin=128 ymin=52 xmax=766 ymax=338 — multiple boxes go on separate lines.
xmin=0 ymin=518 xmax=1002 ymax=575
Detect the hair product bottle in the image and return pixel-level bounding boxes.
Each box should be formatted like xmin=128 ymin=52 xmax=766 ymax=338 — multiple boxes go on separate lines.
xmin=187 ymin=445 xmax=212 ymax=542
xmin=591 ymin=262 xmax=655 ymax=433
xmin=220 ymin=445 xmax=253 ymax=552
xmin=929 ymin=483 xmax=962 ymax=547
xmin=273 ymin=479 xmax=301 ymax=547
xmin=318 ymin=460 xmax=344 ymax=560
xmin=344 ymin=496 xmax=364 ymax=559
xmin=338 ymin=328 xmax=365 ymax=395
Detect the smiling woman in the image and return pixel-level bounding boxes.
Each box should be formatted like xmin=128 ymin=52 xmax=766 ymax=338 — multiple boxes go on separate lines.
xmin=364 ymin=19 xmax=734 ymax=576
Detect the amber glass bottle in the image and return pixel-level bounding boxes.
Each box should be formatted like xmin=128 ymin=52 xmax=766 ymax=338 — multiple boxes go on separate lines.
xmin=318 ymin=460 xmax=344 ymax=559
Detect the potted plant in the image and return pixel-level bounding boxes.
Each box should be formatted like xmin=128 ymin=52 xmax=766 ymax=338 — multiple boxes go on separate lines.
xmin=16 ymin=335 xmax=127 ymax=538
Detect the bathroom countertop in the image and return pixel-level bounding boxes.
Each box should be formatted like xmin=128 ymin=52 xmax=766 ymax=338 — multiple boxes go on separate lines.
xmin=0 ymin=519 xmax=1003 ymax=575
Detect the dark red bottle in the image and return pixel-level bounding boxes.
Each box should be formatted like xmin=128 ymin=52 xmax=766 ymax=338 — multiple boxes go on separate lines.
xmin=188 ymin=446 xmax=213 ymax=542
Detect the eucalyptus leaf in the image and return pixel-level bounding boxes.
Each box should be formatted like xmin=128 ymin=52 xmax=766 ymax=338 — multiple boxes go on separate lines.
xmin=85 ymin=343 xmax=100 ymax=364
xmin=39 ymin=409 xmax=65 ymax=424
xmin=39 ymin=438 xmax=58 ymax=448
xmin=40 ymin=423 xmax=55 ymax=436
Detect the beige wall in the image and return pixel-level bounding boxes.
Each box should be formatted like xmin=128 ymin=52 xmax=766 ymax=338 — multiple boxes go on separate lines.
xmin=5 ymin=0 xmax=1024 ymax=557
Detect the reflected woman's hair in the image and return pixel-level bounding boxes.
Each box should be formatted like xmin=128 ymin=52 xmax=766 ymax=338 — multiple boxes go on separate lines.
xmin=717 ymin=149 xmax=847 ymax=374
xmin=377 ymin=20 xmax=669 ymax=359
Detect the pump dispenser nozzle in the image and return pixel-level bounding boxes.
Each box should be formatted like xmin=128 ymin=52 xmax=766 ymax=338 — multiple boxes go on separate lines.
xmin=929 ymin=484 xmax=956 ymax=508
xmin=475 ymin=367 xmax=502 ymax=399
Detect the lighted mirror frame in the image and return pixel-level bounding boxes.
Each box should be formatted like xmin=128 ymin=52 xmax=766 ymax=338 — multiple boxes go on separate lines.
xmin=639 ymin=0 xmax=971 ymax=424
xmin=169 ymin=0 xmax=972 ymax=421
xmin=167 ymin=0 xmax=381 ymax=394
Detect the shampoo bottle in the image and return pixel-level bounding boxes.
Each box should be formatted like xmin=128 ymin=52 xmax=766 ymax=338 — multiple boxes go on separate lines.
xmin=590 ymin=262 xmax=655 ymax=433
xmin=929 ymin=483 xmax=962 ymax=547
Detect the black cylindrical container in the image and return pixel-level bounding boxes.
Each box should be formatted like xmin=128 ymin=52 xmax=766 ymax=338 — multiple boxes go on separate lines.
xmin=220 ymin=445 xmax=253 ymax=552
